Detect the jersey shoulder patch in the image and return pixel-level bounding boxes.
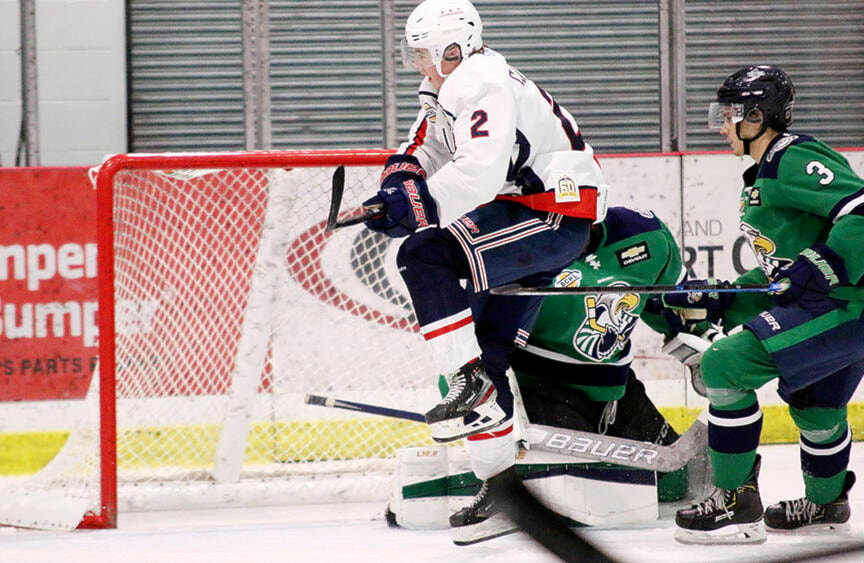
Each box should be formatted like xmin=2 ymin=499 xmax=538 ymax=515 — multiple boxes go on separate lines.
xmin=758 ymin=133 xmax=817 ymax=180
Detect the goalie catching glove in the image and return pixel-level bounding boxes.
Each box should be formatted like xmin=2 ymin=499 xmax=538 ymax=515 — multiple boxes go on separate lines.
xmin=769 ymin=243 xmax=849 ymax=308
xmin=364 ymin=154 xmax=439 ymax=238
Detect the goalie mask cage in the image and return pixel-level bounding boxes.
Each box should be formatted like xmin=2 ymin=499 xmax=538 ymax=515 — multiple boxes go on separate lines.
xmin=0 ymin=150 xmax=440 ymax=530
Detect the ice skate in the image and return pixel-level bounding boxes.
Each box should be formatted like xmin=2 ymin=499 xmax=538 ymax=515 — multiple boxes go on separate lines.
xmin=765 ymin=471 xmax=855 ymax=533
xmin=424 ymin=359 xmax=506 ymax=442
xmin=674 ymin=454 xmax=766 ymax=545
xmin=450 ymin=480 xmax=518 ymax=545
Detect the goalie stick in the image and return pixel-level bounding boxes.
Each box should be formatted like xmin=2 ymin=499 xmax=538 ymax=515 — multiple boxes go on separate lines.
xmin=490 ymin=281 xmax=781 ymax=296
xmin=324 ymin=165 xmax=382 ymax=231
xmin=304 ymin=394 xmax=706 ymax=472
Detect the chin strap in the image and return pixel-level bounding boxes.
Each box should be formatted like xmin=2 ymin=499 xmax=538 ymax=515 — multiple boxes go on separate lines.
xmin=736 ymin=122 xmax=768 ymax=156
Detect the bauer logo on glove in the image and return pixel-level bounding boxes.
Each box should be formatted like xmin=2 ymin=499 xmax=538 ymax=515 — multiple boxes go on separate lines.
xmin=364 ymin=154 xmax=439 ymax=238
xmin=769 ymin=243 xmax=848 ymax=307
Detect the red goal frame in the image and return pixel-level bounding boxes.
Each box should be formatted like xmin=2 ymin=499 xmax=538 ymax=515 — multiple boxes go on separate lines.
xmin=88 ymin=149 xmax=393 ymax=528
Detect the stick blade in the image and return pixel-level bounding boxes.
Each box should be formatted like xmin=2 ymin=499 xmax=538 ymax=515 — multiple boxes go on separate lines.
xmin=325 ymin=165 xmax=346 ymax=232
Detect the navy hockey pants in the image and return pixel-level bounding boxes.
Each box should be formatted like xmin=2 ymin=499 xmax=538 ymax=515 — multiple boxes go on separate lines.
xmin=396 ymin=199 xmax=592 ymax=402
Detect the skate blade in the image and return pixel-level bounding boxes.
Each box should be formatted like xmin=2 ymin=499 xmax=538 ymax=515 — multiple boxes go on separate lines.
xmin=452 ymin=513 xmax=519 ymax=546
xmin=425 ymin=385 xmax=498 ymax=426
xmin=767 ymin=521 xmax=852 ymax=535
xmin=675 ymin=520 xmax=767 ymax=545
xmin=428 ymin=419 xmax=469 ymax=443
xmin=429 ymin=403 xmax=506 ymax=443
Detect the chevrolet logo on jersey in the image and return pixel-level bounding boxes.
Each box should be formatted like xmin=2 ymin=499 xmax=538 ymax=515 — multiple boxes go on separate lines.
xmin=616 ymin=242 xmax=650 ymax=267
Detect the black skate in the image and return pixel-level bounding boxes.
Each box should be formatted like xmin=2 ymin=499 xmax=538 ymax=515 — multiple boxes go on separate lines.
xmin=674 ymin=454 xmax=766 ymax=545
xmin=424 ymin=359 xmax=506 ymax=443
xmin=765 ymin=471 xmax=855 ymax=533
xmin=450 ymin=480 xmax=518 ymax=545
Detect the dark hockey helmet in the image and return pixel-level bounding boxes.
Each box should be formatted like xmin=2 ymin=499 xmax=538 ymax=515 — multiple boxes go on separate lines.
xmin=709 ymin=65 xmax=795 ymax=131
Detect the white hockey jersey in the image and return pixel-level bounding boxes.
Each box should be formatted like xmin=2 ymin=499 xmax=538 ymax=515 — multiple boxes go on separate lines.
xmin=398 ymin=48 xmax=608 ymax=226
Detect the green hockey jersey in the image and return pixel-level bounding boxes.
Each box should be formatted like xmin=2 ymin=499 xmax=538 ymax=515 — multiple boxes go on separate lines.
xmin=510 ymin=206 xmax=683 ymax=401
xmin=726 ymin=133 xmax=864 ymax=326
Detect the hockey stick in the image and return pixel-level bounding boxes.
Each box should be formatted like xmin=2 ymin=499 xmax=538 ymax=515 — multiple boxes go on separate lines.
xmin=304 ymin=393 xmax=425 ymax=423
xmin=304 ymin=393 xmax=706 ymax=472
xmin=489 ymin=281 xmax=781 ymax=296
xmin=324 ymin=165 xmax=382 ymax=231
xmin=525 ymin=418 xmax=706 ymax=472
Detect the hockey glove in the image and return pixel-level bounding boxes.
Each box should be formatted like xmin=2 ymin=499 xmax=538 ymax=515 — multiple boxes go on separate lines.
xmin=661 ymin=325 xmax=725 ymax=398
xmin=656 ymin=278 xmax=735 ymax=326
xmin=363 ymin=154 xmax=438 ymax=238
xmin=770 ymin=243 xmax=849 ymax=307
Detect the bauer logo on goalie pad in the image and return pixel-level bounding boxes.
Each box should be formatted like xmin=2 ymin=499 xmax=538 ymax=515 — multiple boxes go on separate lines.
xmin=528 ymin=427 xmax=660 ymax=465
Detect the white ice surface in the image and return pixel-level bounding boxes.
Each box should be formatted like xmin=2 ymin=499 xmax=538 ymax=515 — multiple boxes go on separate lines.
xmin=1 ymin=444 xmax=862 ymax=562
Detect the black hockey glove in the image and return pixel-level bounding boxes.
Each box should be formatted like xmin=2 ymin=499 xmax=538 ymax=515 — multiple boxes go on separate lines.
xmin=769 ymin=243 xmax=849 ymax=307
xmin=656 ymin=278 xmax=735 ymax=326
xmin=363 ymin=154 xmax=438 ymax=238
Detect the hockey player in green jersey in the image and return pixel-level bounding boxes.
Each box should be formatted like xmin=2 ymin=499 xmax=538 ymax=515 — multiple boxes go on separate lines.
xmin=670 ymin=65 xmax=862 ymax=545
xmin=511 ymin=205 xmax=687 ymax=435
xmin=448 ymin=206 xmax=704 ymax=541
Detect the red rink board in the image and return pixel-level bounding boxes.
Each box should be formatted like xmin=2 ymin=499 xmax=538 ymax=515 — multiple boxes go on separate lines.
xmin=0 ymin=167 xmax=97 ymax=401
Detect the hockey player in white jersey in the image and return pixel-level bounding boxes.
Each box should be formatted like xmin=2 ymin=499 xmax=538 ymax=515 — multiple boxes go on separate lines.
xmin=362 ymin=2 xmax=609 ymax=557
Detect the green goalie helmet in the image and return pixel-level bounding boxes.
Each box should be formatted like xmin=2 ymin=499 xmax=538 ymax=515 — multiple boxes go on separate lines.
xmin=709 ymin=65 xmax=795 ymax=132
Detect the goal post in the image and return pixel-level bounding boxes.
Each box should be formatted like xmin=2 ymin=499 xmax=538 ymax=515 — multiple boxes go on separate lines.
xmin=0 ymin=150 xmax=441 ymax=530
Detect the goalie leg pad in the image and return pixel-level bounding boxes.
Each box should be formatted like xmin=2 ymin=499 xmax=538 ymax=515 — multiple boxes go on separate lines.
xmin=388 ymin=444 xmax=663 ymax=536
xmin=519 ymin=449 xmax=659 ymax=527
xmin=451 ymin=449 xmax=662 ymax=545
xmin=387 ymin=447 xmax=451 ymax=529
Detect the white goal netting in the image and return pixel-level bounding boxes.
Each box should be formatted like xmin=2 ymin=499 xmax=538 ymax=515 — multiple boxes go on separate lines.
xmin=0 ymin=153 xmax=440 ymax=529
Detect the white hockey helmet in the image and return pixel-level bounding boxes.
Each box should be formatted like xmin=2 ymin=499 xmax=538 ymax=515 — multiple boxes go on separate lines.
xmin=401 ymin=0 xmax=483 ymax=76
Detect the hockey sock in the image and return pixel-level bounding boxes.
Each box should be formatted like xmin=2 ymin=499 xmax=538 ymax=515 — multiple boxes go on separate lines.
xmin=801 ymin=425 xmax=852 ymax=504
xmin=707 ymin=402 xmax=763 ymax=490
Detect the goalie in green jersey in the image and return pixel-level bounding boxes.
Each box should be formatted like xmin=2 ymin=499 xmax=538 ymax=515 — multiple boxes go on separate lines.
xmin=510 ymin=205 xmax=691 ymax=456
xmin=388 ymin=206 xmax=715 ymax=545
xmin=667 ymin=65 xmax=863 ymax=545
xmin=439 ymin=206 xmax=713 ymax=543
